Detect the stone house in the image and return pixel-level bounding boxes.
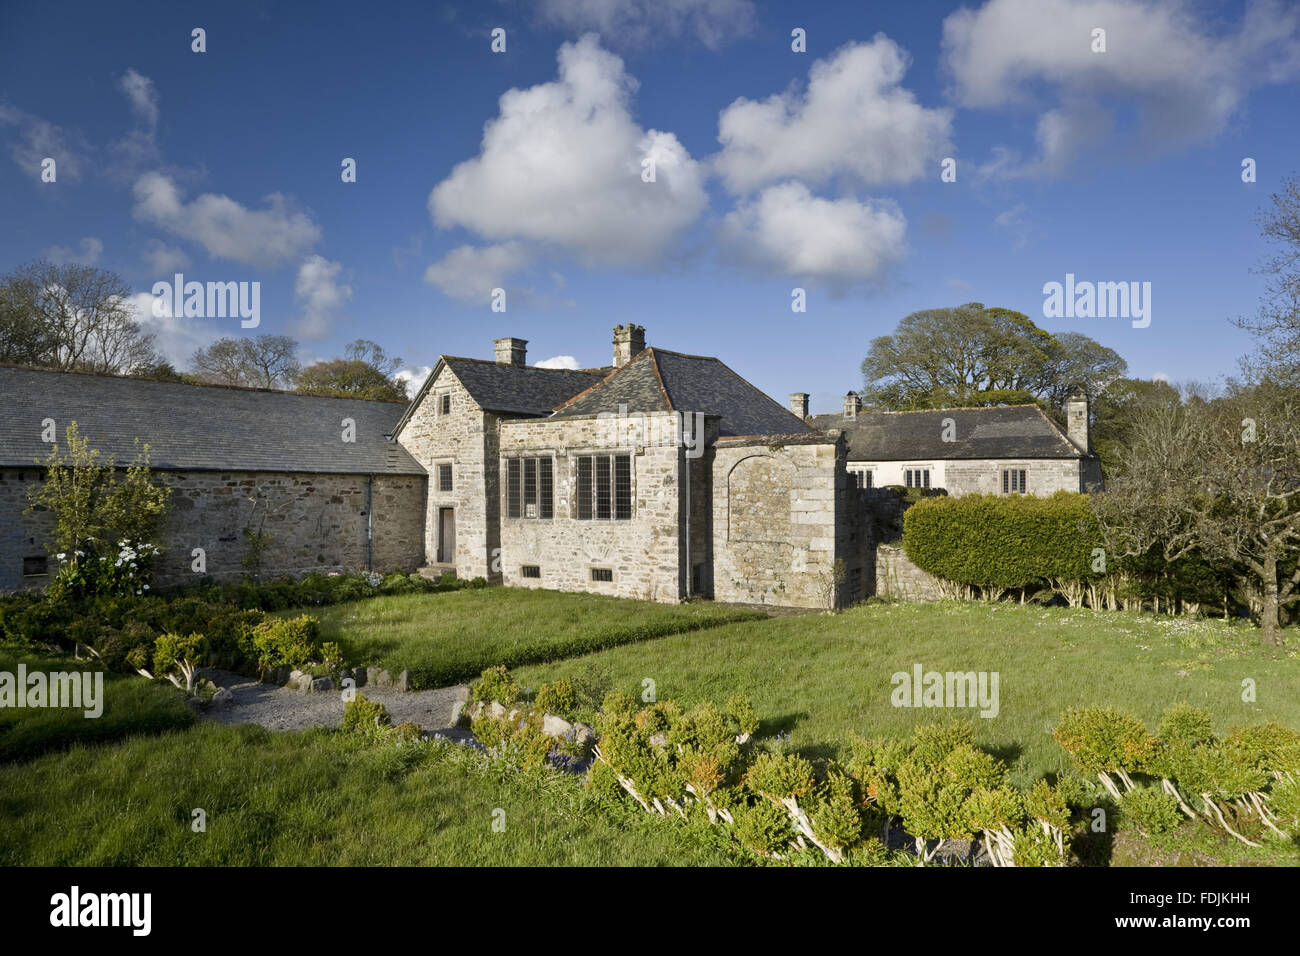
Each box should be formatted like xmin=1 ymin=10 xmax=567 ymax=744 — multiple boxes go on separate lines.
xmin=0 ymin=324 xmax=1100 ymax=607
xmin=808 ymin=390 xmax=1102 ymax=495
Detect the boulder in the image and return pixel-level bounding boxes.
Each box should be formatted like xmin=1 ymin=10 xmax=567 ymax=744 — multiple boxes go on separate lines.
xmin=486 ymin=701 xmax=507 ymax=720
xmin=450 ymin=700 xmax=468 ymax=726
xmin=288 ymin=670 xmax=313 ymax=692
xmin=310 ymin=677 xmax=334 ymax=693
xmin=542 ymin=714 xmax=573 ymax=738
xmin=371 ymin=669 xmax=392 ymax=688
xmin=353 ymin=666 xmax=367 ymax=688
xmin=211 ymin=687 xmax=235 ymax=710
xmin=452 ymin=684 xmax=471 ymax=704
xmin=573 ymin=722 xmax=595 ymax=744
xmin=397 ymin=670 xmax=411 ymax=692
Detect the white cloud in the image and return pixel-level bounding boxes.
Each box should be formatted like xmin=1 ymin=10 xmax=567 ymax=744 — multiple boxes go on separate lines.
xmin=715 ymin=36 xmax=953 ymax=194
xmin=0 ymin=104 xmax=88 ymax=183
xmin=294 ymin=256 xmax=352 ymax=339
xmin=396 ymin=365 xmax=432 ymax=398
xmin=424 ymin=241 xmax=533 ymax=304
xmin=42 ymin=237 xmax=103 ymax=266
xmin=537 ymin=0 xmax=756 ymax=49
xmin=142 ymin=239 xmax=190 ymax=274
xmin=942 ymin=0 xmax=1300 ymax=175
xmin=535 ymin=354 xmax=581 ymax=369
xmin=111 ymin=68 xmax=162 ymax=173
xmin=428 ymin=35 xmax=707 ymax=268
xmin=132 ymin=171 xmax=321 ymax=267
xmin=720 ymin=182 xmax=907 ymax=285
xmin=127 ymin=291 xmax=219 ymax=367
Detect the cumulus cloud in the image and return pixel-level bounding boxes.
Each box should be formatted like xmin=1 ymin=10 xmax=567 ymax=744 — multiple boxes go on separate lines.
xmin=428 ymin=35 xmax=707 ymax=269
xmin=127 ymin=291 xmax=219 ymax=367
xmin=132 ymin=171 xmax=321 ymax=267
xmin=424 ymin=241 xmax=533 ymax=304
xmin=537 ymin=0 xmax=756 ymax=49
xmin=294 ymin=256 xmax=352 ymax=339
xmin=42 ymin=237 xmax=103 ymax=266
xmin=0 ymin=104 xmax=88 ymax=183
xmin=715 ymin=36 xmax=953 ymax=194
xmin=535 ymin=354 xmax=581 ymax=369
xmin=142 ymin=239 xmax=190 ymax=274
xmin=942 ymin=0 xmax=1300 ymax=176
xmin=720 ymin=182 xmax=907 ymax=285
xmin=396 ymin=365 xmax=432 ymax=398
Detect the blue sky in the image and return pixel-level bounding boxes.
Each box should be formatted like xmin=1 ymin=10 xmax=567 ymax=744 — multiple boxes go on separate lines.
xmin=2 ymin=0 xmax=1298 ymax=413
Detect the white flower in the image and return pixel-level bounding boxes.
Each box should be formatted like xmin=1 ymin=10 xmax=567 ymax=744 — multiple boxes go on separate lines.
xmin=56 ymin=553 xmax=66 ymax=560
xmin=143 ymin=584 xmax=150 ymax=590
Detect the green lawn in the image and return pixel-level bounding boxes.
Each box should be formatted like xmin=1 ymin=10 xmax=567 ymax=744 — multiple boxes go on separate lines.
xmin=0 ymin=723 xmax=743 ymax=866
xmin=0 ymin=644 xmax=194 ymax=763
xmin=310 ymin=587 xmax=765 ymax=688
xmin=515 ymin=601 xmax=1300 ymax=786
xmin=4 ymin=593 xmax=1298 ymax=866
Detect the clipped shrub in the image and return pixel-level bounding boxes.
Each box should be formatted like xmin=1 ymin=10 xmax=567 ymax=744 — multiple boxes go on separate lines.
xmin=250 ymin=614 xmax=321 ymax=675
xmin=1119 ymin=786 xmax=1185 ymax=836
xmin=535 ymin=678 xmax=576 ymax=715
xmin=343 ymin=693 xmax=392 ymax=736
xmin=733 ymin=799 xmax=795 ymax=859
xmin=471 ymin=665 xmax=520 ymax=705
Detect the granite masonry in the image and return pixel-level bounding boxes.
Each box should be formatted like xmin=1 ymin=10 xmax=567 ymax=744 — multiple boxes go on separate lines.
xmin=0 ymin=324 xmax=1101 ymax=607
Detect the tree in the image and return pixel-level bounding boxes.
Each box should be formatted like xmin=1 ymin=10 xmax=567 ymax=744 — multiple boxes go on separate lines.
xmin=1088 ymin=377 xmax=1183 ymax=476
xmin=0 ymin=272 xmax=58 ymax=365
xmin=860 ymin=303 xmax=1126 ymax=410
xmin=1 ymin=260 xmax=160 ymax=373
xmin=294 ymin=338 xmax=406 ymax=401
xmin=1092 ymin=383 xmax=1300 ymax=644
xmin=190 ymin=334 xmax=300 ymax=389
xmin=1236 ymin=176 xmax=1300 ymax=386
xmin=26 ymin=422 xmax=171 ymax=560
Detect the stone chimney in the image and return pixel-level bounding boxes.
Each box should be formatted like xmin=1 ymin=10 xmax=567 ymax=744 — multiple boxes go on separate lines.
xmin=493 ymin=337 xmax=527 ymax=367
xmin=843 ymin=391 xmax=862 ymax=419
xmin=612 ymin=324 xmax=646 ymax=367
xmin=789 ymin=393 xmax=809 ymax=420
xmin=1065 ymin=388 xmax=1089 ymax=452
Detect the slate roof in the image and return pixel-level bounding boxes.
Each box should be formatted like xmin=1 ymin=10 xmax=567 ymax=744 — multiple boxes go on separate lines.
xmin=550 ymin=348 xmax=814 ymax=437
xmin=815 ymin=405 xmax=1086 ymax=460
xmin=443 ymin=357 xmax=606 ymax=416
xmin=0 ymin=366 xmax=425 ymax=475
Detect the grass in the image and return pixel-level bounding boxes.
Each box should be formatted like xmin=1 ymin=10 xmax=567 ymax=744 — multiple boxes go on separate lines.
xmin=0 ymin=722 xmax=744 ymax=866
xmin=308 ymin=587 xmax=766 ymax=689
xmin=4 ymin=592 xmax=1298 ymax=866
xmin=515 ymin=600 xmax=1300 ymax=787
xmin=0 ymin=644 xmax=194 ymax=763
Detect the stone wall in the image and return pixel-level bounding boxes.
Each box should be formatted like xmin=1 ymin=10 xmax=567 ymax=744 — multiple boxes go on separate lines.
xmin=848 ymin=457 xmax=1088 ymax=496
xmin=0 ymin=467 xmax=425 ymax=592
xmin=396 ymin=365 xmax=498 ymax=581
xmin=711 ymin=436 xmax=845 ymax=609
xmin=497 ymin=413 xmax=685 ymax=602
xmin=875 ymin=544 xmax=945 ymax=601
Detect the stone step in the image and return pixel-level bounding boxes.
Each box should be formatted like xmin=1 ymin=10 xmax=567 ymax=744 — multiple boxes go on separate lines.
xmin=416 ymin=563 xmax=456 ymax=581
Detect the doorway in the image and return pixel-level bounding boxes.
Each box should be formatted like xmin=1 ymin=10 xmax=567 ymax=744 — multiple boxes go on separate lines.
xmin=437 ymin=507 xmax=456 ymax=564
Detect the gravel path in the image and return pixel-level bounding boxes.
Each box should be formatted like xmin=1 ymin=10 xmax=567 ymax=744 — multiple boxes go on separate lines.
xmin=198 ymin=667 xmax=474 ymax=741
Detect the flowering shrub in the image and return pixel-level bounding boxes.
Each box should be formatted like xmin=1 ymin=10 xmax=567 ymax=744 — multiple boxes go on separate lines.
xmin=48 ymin=540 xmax=159 ymax=602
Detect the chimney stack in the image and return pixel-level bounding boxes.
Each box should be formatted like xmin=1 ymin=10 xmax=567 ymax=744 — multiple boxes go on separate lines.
xmin=1065 ymin=388 xmax=1089 ymax=452
xmin=843 ymin=391 xmax=861 ymax=419
xmin=493 ymin=337 xmax=527 ymax=367
xmin=789 ymin=393 xmax=809 ymax=420
xmin=612 ymin=324 xmax=646 ymax=367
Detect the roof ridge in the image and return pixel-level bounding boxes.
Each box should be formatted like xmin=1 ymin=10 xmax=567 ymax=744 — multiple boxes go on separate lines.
xmin=0 ymin=363 xmax=407 ymax=404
